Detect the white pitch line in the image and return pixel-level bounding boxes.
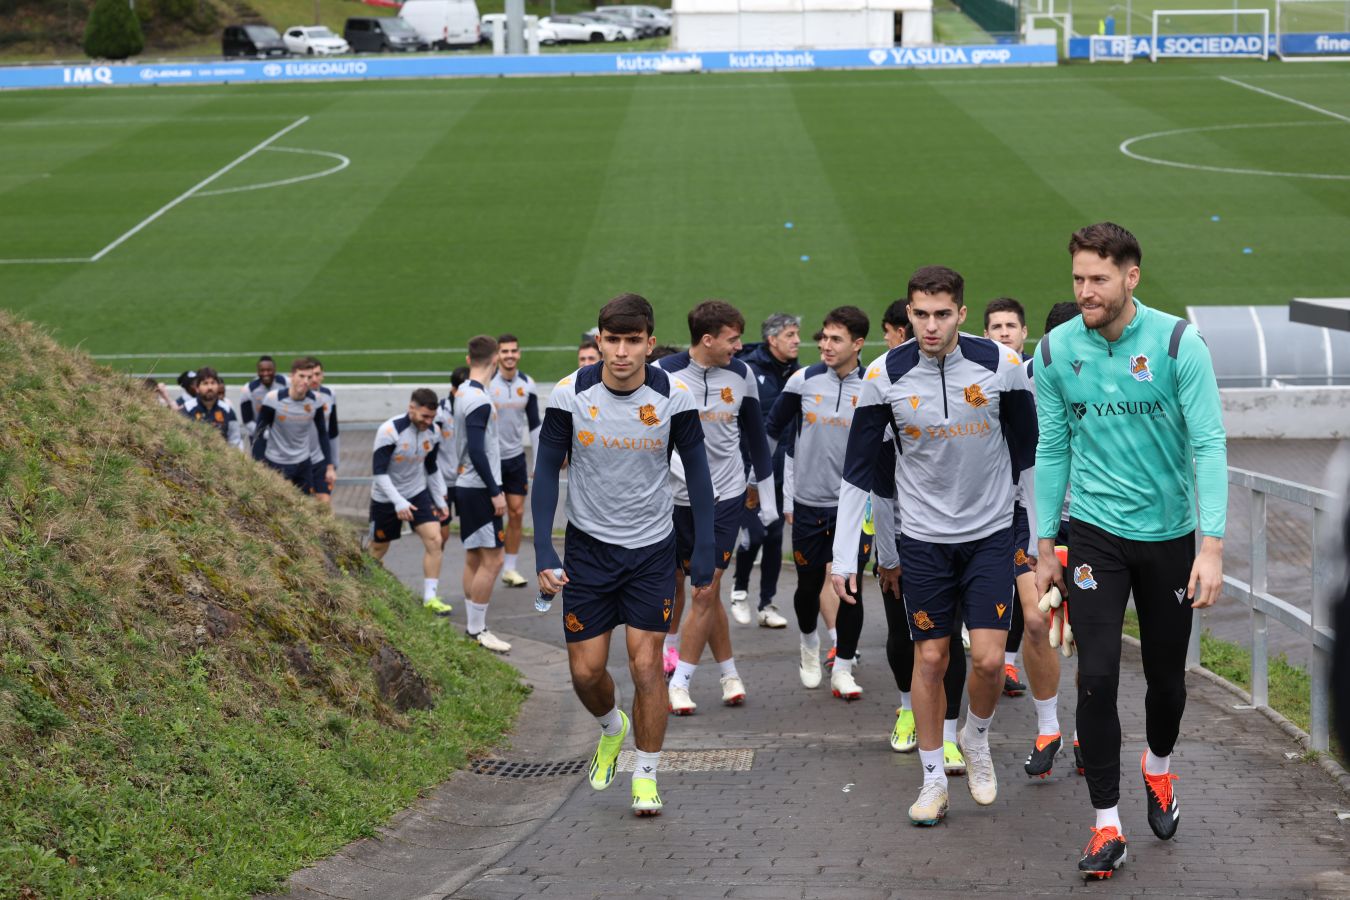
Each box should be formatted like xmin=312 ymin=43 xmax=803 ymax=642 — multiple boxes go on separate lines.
xmin=88 ymin=115 xmax=311 ymax=262
xmin=1119 ymin=121 xmax=1350 ymax=180
xmin=195 ymin=147 xmax=350 ymax=197
xmin=0 ymin=256 xmax=91 ymax=265
xmin=1219 ymin=75 xmax=1350 ymax=125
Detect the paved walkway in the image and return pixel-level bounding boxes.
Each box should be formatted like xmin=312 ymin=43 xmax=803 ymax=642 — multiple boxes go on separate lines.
xmin=273 ymin=526 xmax=1350 ymax=900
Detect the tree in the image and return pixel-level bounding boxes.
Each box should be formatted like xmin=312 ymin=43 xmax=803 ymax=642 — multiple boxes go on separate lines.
xmin=84 ymin=0 xmax=144 ymax=60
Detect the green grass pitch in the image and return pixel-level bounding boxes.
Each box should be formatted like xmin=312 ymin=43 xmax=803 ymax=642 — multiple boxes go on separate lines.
xmin=1 ymin=61 xmax=1348 ymax=381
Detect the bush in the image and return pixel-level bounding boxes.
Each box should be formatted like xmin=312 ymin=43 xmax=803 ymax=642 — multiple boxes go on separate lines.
xmin=155 ymin=0 xmax=194 ymax=21
xmin=83 ymin=0 xmax=144 ymax=59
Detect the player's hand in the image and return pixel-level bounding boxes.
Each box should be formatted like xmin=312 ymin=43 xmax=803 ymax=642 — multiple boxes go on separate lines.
xmin=745 ymin=485 xmax=759 ymax=510
xmin=758 ymin=506 xmax=778 ymax=528
xmin=396 ymin=505 xmax=415 ymax=522
xmin=1188 ymin=537 xmax=1223 ymax=608
xmin=831 ymin=572 xmax=858 ymax=604
xmin=692 ymin=582 xmax=716 ymax=604
xmin=491 ymin=493 xmax=506 ymax=517
xmin=1035 ymin=538 xmax=1066 ymax=600
xmin=877 ymin=565 xmax=900 ymax=597
xmin=434 ymin=507 xmax=448 ymax=522
xmin=785 ymin=511 xmax=794 ymax=525
xmin=538 ymin=567 xmax=568 ymax=594
xmin=325 ymin=465 xmax=336 ymax=489
xmin=1025 ymin=554 xmax=1037 ymax=570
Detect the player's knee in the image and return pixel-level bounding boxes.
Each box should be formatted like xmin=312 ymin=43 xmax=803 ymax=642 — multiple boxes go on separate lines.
xmin=569 ymin=659 xmax=607 ymax=691
xmin=1078 ymin=671 xmax=1120 ymax=708
xmin=1021 ymin=609 xmax=1049 ymax=642
xmin=915 ymin=641 xmax=949 ymax=681
xmin=970 ymin=648 xmax=1003 ymax=681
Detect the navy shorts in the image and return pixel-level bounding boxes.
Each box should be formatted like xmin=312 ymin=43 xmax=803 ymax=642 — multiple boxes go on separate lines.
xmin=899 ymin=527 xmax=1015 ymax=640
xmin=1012 ymin=503 xmax=1033 ymax=577
xmin=501 ymin=453 xmax=529 ymax=496
xmin=674 ymin=492 xmax=744 ymax=572
xmin=265 ymin=458 xmax=314 ymax=493
xmin=456 ymin=486 xmax=504 ymax=550
xmin=369 ymin=490 xmax=439 ymax=544
xmin=441 ymin=490 xmax=457 ymax=522
xmin=792 ymin=503 xmax=873 ymax=571
xmin=309 ymin=459 xmax=332 ymax=496
xmin=560 ymin=525 xmax=676 ymax=643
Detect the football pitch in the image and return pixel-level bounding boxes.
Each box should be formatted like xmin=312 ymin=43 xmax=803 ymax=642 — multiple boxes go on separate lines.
xmin=1 ymin=61 xmax=1348 ymax=380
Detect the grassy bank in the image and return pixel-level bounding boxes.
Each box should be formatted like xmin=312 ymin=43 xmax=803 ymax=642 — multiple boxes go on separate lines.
xmin=0 ymin=312 xmax=527 ymax=897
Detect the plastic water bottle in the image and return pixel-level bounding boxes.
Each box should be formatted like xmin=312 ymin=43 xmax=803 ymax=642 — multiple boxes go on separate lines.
xmin=535 ymin=569 xmax=563 ymax=612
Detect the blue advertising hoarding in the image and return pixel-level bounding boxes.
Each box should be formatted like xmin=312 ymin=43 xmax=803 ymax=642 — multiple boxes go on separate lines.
xmin=0 ymin=43 xmax=1056 ymax=91
xmin=1068 ymin=31 xmax=1350 ymax=58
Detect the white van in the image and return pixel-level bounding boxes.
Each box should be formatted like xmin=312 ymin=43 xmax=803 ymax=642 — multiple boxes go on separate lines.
xmin=399 ymin=0 xmax=480 ymax=48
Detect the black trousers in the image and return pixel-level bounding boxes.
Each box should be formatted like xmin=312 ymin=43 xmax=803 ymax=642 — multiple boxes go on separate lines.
xmin=1069 ymin=519 xmax=1195 ymax=809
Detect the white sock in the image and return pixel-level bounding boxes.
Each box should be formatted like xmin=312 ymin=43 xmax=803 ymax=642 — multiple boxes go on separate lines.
xmin=634 ymin=749 xmax=660 ymax=781
xmin=664 ymin=633 xmax=680 ymax=651
xmin=900 ymin=691 xmax=912 ymax=711
xmin=597 ymin=707 xmax=624 ymax=736
xmin=671 ymin=660 xmax=696 ymax=690
xmin=919 ymin=747 xmax=947 ymax=785
xmin=1004 ymin=650 xmax=1017 ymax=666
xmin=1145 ymin=750 xmax=1170 ymax=776
xmin=943 ymin=718 xmax=958 ymax=744
xmin=504 ymin=553 xmax=518 ymax=572
xmin=1073 ymin=727 xmax=1079 ymax=742
xmin=423 ymin=578 xmax=439 ymax=601
xmin=466 ymin=600 xmax=488 ymax=635
xmin=1034 ymin=695 xmax=1061 ymax=736
xmin=833 ymin=655 xmax=854 ymax=674
xmin=719 ymin=658 xmax=739 ymax=679
xmin=1095 ymin=805 xmax=1122 ymax=831
xmin=828 ymin=627 xmax=838 ymax=646
xmin=965 ymin=710 xmax=994 ymax=748
xmin=800 ymin=630 xmax=820 ymax=650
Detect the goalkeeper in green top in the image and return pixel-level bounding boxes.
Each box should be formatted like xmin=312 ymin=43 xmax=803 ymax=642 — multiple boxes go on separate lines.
xmin=1033 ymin=222 xmax=1227 ymax=881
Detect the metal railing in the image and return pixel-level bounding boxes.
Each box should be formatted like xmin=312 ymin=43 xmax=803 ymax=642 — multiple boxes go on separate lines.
xmin=1189 ymin=466 xmax=1340 ymax=752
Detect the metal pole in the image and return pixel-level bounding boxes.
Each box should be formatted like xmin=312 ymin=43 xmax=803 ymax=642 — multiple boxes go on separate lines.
xmin=506 ymin=0 xmax=525 ymax=54
xmin=1250 ymin=489 xmax=1269 ymax=707
xmin=1310 ymin=507 xmax=1332 ymax=752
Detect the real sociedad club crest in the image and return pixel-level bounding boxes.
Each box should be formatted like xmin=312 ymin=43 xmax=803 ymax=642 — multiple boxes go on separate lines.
xmin=1129 ymin=354 xmax=1153 ymax=382
xmin=1073 ymin=564 xmax=1098 ymax=591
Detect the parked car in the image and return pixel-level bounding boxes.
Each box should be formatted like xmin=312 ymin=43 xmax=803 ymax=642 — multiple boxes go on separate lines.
xmin=539 ymin=15 xmax=623 ymax=43
xmin=343 ymin=16 xmax=430 ymax=52
xmin=400 ymin=0 xmax=480 ymax=48
xmin=282 ymin=25 xmax=350 ymax=55
xmin=575 ymin=12 xmax=639 ymax=40
xmin=221 ymin=24 xmax=288 ymax=58
xmin=480 ymin=14 xmax=559 ymax=45
xmin=596 ymin=5 xmax=671 ymax=36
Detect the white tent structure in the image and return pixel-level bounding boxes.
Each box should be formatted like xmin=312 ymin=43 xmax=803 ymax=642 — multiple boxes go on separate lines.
xmin=672 ymin=0 xmax=934 ymax=50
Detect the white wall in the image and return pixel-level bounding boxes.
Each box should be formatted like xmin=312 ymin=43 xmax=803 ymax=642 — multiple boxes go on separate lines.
xmin=672 ymin=0 xmax=932 ymax=49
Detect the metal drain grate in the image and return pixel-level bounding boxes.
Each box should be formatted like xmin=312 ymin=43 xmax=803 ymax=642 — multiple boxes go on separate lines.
xmin=616 ymin=749 xmax=755 ymax=772
xmin=470 ymin=758 xmax=589 ymax=778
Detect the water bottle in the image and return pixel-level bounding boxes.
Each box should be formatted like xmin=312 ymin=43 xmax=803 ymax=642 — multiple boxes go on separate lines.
xmin=535 ymin=568 xmax=564 ymax=612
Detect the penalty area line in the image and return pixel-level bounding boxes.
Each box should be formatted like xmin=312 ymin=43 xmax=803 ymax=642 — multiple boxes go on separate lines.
xmin=1218 ymin=76 xmax=1350 ymax=125
xmin=88 ymin=115 xmax=312 ymax=263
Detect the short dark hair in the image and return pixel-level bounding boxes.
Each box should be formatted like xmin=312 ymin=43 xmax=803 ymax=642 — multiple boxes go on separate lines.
xmin=882 ymin=299 xmax=910 ymax=333
xmin=196 ymin=366 xmax=221 ymax=384
xmin=497 ymin=333 xmax=519 ymax=346
xmin=648 ymin=345 xmax=680 ymax=361
xmin=258 ymin=355 xmax=274 ymax=364
xmin=598 ymin=293 xmax=655 ymax=337
xmin=823 ymin=306 xmax=869 ymax=342
xmin=907 ymin=265 xmax=964 ymax=306
xmin=450 ymin=366 xmax=470 ymax=390
xmin=177 ymin=370 xmax=197 ymax=389
xmin=688 ymin=300 xmax=745 ymax=344
xmin=1069 ymin=222 xmax=1142 ymax=268
xmin=578 ymin=339 xmax=599 ymax=352
xmin=291 ymin=356 xmax=318 ymax=373
xmin=811 ymin=329 xmax=825 ymax=342
xmin=1044 ymin=301 xmax=1081 ymax=334
xmin=310 ymin=357 xmax=323 ymax=370
xmin=410 ymin=387 xmax=438 ymax=409
xmin=467 ymin=335 xmax=498 ymax=366
xmin=983 ymin=297 xmax=1026 ymax=329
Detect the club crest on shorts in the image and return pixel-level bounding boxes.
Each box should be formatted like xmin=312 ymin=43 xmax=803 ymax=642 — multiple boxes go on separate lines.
xmin=1129 ymin=354 xmax=1153 ymax=382
xmin=1074 ymin=564 xmax=1099 ymax=590
xmin=722 ymin=550 xmax=731 ymax=562
xmin=721 ymin=386 xmax=735 ymax=404
xmin=577 ymin=430 xmax=596 ymax=446
xmin=964 ymin=384 xmax=988 ymax=408
xmin=912 ymin=610 xmax=935 ymax=631
xmin=637 ymin=404 xmax=660 ymax=426
xmin=996 ymin=603 xmax=1007 ymax=619
xmin=1014 ymin=548 xmax=1029 ymax=566
xmin=565 ymin=613 xmax=584 ymax=633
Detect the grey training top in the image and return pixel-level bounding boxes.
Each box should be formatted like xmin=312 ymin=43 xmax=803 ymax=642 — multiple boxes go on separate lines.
xmin=767 ymin=362 xmax=865 ymax=509
xmin=453 ymin=380 xmax=502 ymax=492
xmin=370 ymin=414 xmax=448 ymax=510
xmin=434 ymin=396 xmax=458 ymax=493
xmin=258 ymin=388 xmax=329 ymax=467
xmin=490 ymin=370 xmax=542 ymax=461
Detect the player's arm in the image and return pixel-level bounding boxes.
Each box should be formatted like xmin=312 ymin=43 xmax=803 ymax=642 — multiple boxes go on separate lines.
xmin=872 ymin=433 xmax=899 ymax=571
xmin=371 ymin=427 xmax=411 ymax=512
xmin=313 ymin=404 xmax=334 ymax=469
xmin=1176 ymin=327 xmax=1227 ymax=606
xmin=738 ymin=392 xmax=778 ymax=524
xmin=239 ymin=389 xmax=255 ymax=431
xmin=424 ymin=445 xmax=448 ymax=517
xmin=831 ymin=385 xmax=890 ymax=583
xmin=672 ymin=409 xmax=716 ymax=588
xmin=1033 ymin=342 xmax=1070 ymax=596
xmin=251 ymin=401 xmax=276 ymax=461
xmin=765 ymin=370 xmax=805 ymax=442
xmin=782 ymin=442 xmax=795 ymax=519
xmin=999 ymin=359 xmax=1040 ymax=560
xmin=464 ymin=406 xmax=501 ymax=496
xmin=530 ymin=406 xmax=572 ymax=580
xmin=226 ymin=411 xmax=245 ymax=451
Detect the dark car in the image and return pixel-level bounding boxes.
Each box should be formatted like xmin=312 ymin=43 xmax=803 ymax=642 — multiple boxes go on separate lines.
xmin=221 ymin=24 xmax=289 ymax=58
xmin=343 ymin=17 xmax=430 ymax=52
